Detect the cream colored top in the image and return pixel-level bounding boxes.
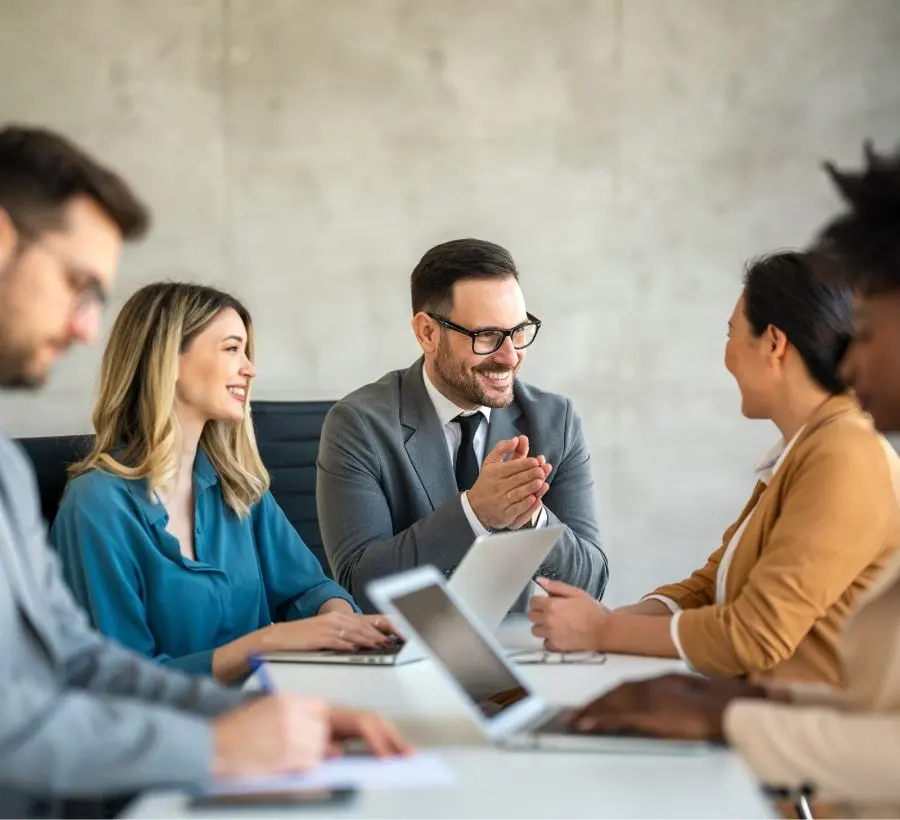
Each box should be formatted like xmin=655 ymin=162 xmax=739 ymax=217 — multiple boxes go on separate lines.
xmin=725 ymin=549 xmax=900 ymax=813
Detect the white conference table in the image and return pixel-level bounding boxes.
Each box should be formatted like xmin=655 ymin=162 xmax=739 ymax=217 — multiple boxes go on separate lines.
xmin=127 ymin=617 xmax=775 ymax=819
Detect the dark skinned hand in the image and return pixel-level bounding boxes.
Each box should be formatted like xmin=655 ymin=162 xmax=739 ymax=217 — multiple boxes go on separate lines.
xmin=567 ymin=673 xmax=772 ymax=743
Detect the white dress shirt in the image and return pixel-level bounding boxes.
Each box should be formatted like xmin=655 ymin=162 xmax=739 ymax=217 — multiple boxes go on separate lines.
xmin=421 ymin=367 xmax=548 ymax=536
xmin=644 ymin=427 xmax=805 ymax=668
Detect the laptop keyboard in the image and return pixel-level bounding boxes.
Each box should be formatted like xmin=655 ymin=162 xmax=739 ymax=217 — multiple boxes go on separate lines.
xmin=532 ymin=709 xmax=578 ymax=734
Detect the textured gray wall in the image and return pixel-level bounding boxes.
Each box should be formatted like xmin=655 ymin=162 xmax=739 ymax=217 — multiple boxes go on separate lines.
xmin=2 ymin=0 xmax=899 ymax=604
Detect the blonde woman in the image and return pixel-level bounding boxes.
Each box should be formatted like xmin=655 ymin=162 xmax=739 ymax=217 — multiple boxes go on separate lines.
xmin=52 ymin=283 xmax=394 ymax=684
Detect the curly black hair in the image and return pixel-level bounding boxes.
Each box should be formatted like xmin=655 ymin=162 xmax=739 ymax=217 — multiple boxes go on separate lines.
xmin=813 ymin=140 xmax=900 ymax=295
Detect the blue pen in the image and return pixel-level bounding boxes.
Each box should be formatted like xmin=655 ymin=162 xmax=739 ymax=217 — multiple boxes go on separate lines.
xmin=248 ymin=653 xmax=277 ymax=694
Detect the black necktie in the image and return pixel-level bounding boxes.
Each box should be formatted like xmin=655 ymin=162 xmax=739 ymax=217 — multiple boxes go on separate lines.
xmin=454 ymin=413 xmax=483 ymax=492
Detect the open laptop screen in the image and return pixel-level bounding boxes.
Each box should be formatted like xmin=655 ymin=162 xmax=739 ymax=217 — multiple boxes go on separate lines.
xmin=391 ymin=581 xmax=530 ymax=718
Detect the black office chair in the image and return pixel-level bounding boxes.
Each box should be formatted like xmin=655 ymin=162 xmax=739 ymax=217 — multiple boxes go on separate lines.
xmin=251 ymin=400 xmax=335 ymax=577
xmin=15 ymin=402 xmax=336 ymax=579
xmin=15 ymin=434 xmax=94 ymax=528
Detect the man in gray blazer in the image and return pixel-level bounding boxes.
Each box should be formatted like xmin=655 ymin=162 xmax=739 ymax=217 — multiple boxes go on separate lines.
xmin=318 ymin=238 xmax=608 ymax=612
xmin=0 ymin=126 xmax=405 ymax=818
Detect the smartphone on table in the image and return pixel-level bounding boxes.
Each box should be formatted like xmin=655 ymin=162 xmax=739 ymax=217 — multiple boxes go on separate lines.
xmin=189 ymin=787 xmax=357 ymax=811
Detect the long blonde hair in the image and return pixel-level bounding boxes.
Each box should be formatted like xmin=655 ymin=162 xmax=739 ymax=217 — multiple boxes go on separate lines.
xmin=70 ymin=282 xmax=270 ymax=517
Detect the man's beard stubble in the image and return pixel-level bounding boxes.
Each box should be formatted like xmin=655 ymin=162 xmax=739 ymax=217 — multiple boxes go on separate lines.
xmin=433 ymin=339 xmax=516 ymax=409
xmin=0 ymin=254 xmax=50 ymax=389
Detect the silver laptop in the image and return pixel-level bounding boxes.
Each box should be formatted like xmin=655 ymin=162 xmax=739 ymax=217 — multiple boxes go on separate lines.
xmin=367 ymin=565 xmax=715 ymax=754
xmin=263 ymin=526 xmax=563 ymax=666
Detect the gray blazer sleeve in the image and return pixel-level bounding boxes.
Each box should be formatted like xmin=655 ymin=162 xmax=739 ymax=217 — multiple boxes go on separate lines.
xmin=537 ymin=402 xmax=608 ymax=599
xmin=317 ymin=402 xmax=476 ymax=610
xmin=2 ymin=675 xmax=216 ymax=796
xmin=0 ymin=438 xmax=250 ymax=797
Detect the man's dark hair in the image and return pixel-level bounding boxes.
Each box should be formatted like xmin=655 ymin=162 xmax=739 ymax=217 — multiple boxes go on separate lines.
xmin=743 ymin=251 xmax=853 ymax=394
xmin=410 ymin=238 xmax=518 ymax=314
xmin=812 ymin=140 xmax=900 ymax=295
xmin=0 ymin=125 xmax=150 ymax=241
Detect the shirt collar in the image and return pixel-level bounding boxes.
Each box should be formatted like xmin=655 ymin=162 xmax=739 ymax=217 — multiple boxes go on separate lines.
xmin=422 ymin=366 xmax=491 ymax=428
xmin=755 ymin=426 xmax=805 ymax=485
xmin=193 ymin=447 xmax=219 ymax=490
xmin=123 ymin=446 xmax=219 ymax=523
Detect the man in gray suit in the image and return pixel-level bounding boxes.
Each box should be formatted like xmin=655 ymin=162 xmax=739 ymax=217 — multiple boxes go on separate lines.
xmin=318 ymin=238 xmax=608 ymax=612
xmin=0 ymin=126 xmax=406 ymax=818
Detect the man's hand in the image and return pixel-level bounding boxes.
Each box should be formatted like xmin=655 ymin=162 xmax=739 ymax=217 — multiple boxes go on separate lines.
xmin=565 ymin=674 xmax=770 ymax=743
xmin=505 ymin=436 xmax=550 ymax=530
xmin=211 ymin=694 xmax=329 ymax=779
xmin=467 ymin=436 xmax=552 ymax=530
xmin=326 ymin=707 xmax=415 ymax=758
xmin=528 ymin=578 xmax=609 ymax=652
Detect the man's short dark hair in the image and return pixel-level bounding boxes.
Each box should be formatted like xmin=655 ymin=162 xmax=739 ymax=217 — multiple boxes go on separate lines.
xmin=410 ymin=238 xmax=518 ymax=315
xmin=812 ymin=140 xmax=900 ymax=295
xmin=0 ymin=125 xmax=150 ymax=241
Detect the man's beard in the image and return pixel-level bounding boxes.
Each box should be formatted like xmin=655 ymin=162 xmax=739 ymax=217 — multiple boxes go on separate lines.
xmin=433 ymin=339 xmax=517 ymax=409
xmin=0 ymin=347 xmax=48 ymax=388
xmin=0 ymin=255 xmax=51 ymax=389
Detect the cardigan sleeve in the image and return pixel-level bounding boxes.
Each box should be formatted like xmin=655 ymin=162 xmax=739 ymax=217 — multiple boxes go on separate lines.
xmin=676 ymin=441 xmax=895 ymax=677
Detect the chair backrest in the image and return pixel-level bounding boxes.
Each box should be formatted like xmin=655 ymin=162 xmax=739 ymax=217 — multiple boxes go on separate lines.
xmin=15 ymin=434 xmax=95 ymax=529
xmin=251 ymin=400 xmax=335 ymax=576
xmin=14 ymin=400 xmax=336 ymax=576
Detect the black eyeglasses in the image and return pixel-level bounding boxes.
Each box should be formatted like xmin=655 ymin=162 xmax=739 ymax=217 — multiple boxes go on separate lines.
xmin=428 ymin=312 xmax=542 ymax=355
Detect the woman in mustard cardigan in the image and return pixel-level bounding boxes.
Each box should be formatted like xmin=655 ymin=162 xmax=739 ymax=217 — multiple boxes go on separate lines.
xmin=529 ymin=250 xmax=900 ymax=686
xmin=559 ymin=141 xmax=900 ymax=819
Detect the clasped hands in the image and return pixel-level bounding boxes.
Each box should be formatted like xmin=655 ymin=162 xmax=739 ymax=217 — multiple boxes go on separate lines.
xmin=467 ymin=435 xmax=552 ymax=530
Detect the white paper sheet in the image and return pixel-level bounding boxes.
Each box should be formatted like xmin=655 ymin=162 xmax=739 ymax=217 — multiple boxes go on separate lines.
xmin=198 ymin=752 xmax=455 ymax=796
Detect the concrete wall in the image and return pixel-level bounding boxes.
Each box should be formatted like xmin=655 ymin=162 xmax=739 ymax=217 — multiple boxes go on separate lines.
xmin=2 ymin=0 xmax=899 ymax=604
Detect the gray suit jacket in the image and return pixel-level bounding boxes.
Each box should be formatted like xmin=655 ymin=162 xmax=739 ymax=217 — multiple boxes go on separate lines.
xmin=317 ymin=360 xmax=608 ymax=612
xmin=0 ymin=434 xmax=250 ymax=817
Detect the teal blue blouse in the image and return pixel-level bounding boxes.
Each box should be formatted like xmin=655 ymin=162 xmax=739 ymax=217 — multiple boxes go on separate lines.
xmin=51 ymin=449 xmax=356 ymax=676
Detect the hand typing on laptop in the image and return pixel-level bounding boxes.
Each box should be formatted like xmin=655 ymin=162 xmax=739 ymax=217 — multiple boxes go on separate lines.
xmin=263 ymin=608 xmax=400 ymax=654
xmin=566 ymin=674 xmax=775 ymax=742
xmin=368 ymin=566 xmax=714 ymax=755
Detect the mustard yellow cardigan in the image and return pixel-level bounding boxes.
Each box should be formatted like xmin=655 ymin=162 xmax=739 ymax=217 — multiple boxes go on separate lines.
xmin=651 ymin=395 xmax=900 ymax=685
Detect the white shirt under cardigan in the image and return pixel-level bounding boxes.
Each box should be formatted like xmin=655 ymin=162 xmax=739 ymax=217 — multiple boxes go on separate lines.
xmin=421 ymin=367 xmax=549 ymax=535
xmin=644 ymin=427 xmax=805 ymax=669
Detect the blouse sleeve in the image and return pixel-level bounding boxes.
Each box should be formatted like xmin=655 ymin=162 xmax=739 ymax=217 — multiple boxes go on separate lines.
xmin=250 ymin=490 xmax=358 ymax=620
